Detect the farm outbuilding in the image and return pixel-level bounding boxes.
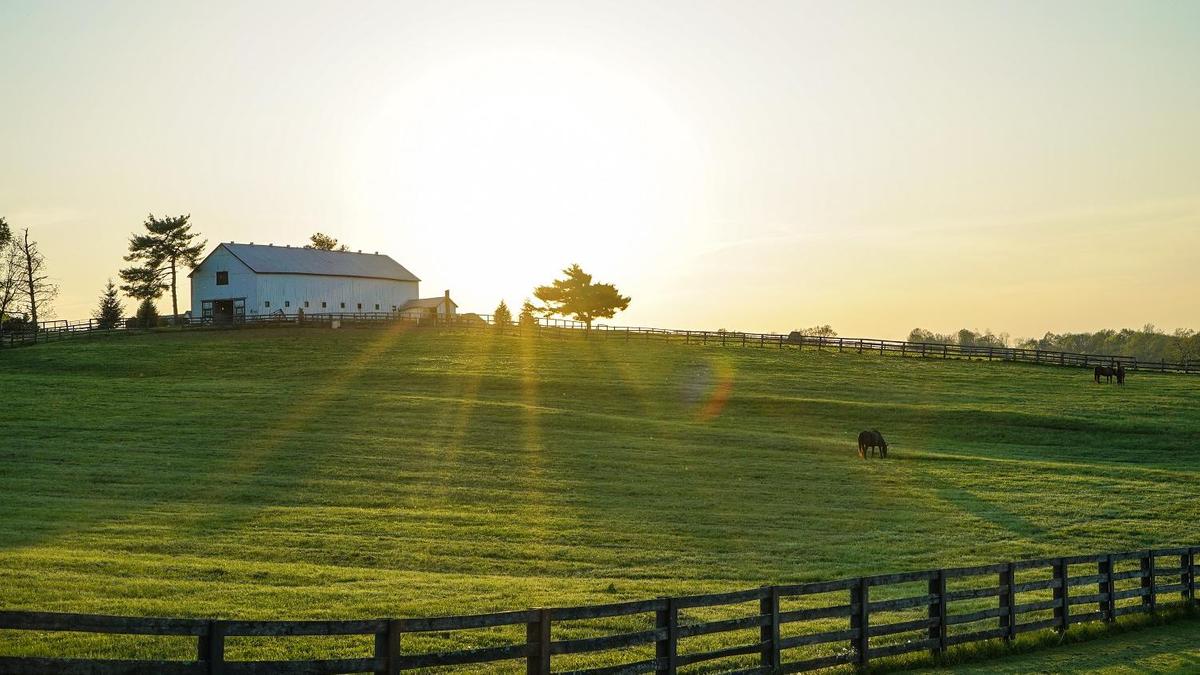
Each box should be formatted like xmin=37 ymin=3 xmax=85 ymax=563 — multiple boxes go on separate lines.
xmin=398 ymin=293 xmax=457 ymax=321
xmin=189 ymin=243 xmax=455 ymax=323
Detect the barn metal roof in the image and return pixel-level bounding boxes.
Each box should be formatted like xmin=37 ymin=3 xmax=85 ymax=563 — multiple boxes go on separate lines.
xmin=213 ymin=243 xmax=421 ymax=282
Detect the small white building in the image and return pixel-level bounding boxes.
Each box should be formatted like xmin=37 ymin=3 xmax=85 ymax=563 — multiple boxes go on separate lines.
xmin=398 ymin=294 xmax=458 ymax=321
xmin=189 ymin=242 xmax=455 ymax=323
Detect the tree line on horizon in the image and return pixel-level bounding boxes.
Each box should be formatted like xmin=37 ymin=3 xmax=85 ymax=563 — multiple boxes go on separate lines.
xmin=908 ymin=325 xmax=1200 ymax=364
xmin=2 ymin=214 xmax=1195 ymax=363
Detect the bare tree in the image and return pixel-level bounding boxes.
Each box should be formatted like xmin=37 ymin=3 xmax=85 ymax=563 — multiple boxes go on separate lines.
xmin=15 ymin=228 xmax=58 ymax=327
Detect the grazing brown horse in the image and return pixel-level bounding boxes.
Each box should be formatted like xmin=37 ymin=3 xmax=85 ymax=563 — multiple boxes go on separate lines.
xmin=858 ymin=430 xmax=888 ymax=459
xmin=1094 ymin=366 xmax=1116 ymax=384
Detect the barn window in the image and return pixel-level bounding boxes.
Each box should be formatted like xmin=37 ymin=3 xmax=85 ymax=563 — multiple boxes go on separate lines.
xmin=284 ymin=301 xmax=290 ymax=308
xmin=322 ymin=302 xmax=327 ymax=308
xmin=374 ymin=304 xmax=380 ymax=311
xmin=340 ymin=302 xmax=345 ymax=309
xmin=304 ymin=301 xmax=309 ymax=308
xmin=264 ymin=301 xmax=271 ymax=308
xmin=357 ymin=303 xmax=363 ymax=310
xmin=216 ymin=271 xmax=228 ymax=285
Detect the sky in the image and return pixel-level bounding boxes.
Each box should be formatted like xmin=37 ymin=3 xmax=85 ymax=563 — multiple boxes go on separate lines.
xmin=1 ymin=0 xmax=1198 ymax=339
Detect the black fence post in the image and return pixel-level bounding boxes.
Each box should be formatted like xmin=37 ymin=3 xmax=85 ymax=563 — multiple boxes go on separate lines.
xmin=655 ymin=598 xmax=678 ymax=675
xmin=929 ymin=569 xmax=947 ymax=655
xmin=1189 ymin=548 xmax=1198 ymax=607
xmin=760 ymin=586 xmax=780 ymax=669
xmin=1053 ymin=559 xmax=1068 ymax=632
xmin=1099 ymin=555 xmax=1115 ymax=622
xmin=851 ymin=578 xmax=870 ymax=667
xmin=1181 ymin=553 xmax=1192 ymax=604
xmin=526 ymin=609 xmax=551 ymax=675
xmin=999 ymin=563 xmax=1015 ymax=641
xmin=198 ymin=620 xmax=225 ymax=675
xmin=1142 ymin=551 xmax=1156 ymax=612
xmin=374 ymin=619 xmax=400 ymax=675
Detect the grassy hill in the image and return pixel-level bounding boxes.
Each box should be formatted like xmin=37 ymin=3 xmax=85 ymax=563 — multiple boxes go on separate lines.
xmin=2 ymin=326 xmax=1198 ymax=669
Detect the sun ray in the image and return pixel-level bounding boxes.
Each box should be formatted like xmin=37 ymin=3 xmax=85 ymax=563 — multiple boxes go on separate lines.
xmin=159 ymin=321 xmax=422 ymax=537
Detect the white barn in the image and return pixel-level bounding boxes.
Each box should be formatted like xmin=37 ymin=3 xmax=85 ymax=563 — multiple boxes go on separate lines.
xmin=189 ymin=243 xmax=454 ymax=323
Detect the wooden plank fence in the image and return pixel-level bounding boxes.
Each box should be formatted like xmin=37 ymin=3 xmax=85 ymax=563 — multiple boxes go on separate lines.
xmin=2 ymin=546 xmax=1195 ymax=674
xmin=2 ymin=311 xmax=1196 ymax=375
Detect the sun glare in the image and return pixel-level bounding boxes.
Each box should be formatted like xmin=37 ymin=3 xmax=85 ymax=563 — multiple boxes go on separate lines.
xmin=350 ymin=49 xmax=705 ymax=306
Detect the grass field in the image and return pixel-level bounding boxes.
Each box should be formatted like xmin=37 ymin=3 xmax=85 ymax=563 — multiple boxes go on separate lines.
xmin=910 ymin=612 xmax=1200 ymax=673
xmin=2 ymin=326 xmax=1199 ymax=670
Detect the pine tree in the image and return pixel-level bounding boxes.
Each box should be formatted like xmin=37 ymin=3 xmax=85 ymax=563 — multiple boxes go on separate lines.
xmin=533 ymin=264 xmax=630 ymax=332
xmin=119 ymin=213 xmax=206 ymax=322
xmin=94 ymin=279 xmax=124 ymax=329
xmin=493 ymin=300 xmax=512 ymax=331
xmin=518 ymin=299 xmax=538 ymax=329
xmin=135 ymin=298 xmax=159 ymax=329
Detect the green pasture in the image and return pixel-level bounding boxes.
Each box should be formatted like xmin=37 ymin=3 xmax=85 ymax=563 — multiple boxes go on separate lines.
xmin=1 ymin=327 xmax=1197 ymax=670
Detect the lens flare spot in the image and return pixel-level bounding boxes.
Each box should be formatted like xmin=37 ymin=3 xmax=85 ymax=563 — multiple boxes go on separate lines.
xmin=680 ymin=360 xmax=736 ymax=423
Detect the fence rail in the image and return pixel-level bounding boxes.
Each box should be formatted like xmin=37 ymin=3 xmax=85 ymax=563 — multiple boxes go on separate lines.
xmin=2 ymin=546 xmax=1196 ymax=674
xmin=2 ymin=311 xmax=1196 ymax=375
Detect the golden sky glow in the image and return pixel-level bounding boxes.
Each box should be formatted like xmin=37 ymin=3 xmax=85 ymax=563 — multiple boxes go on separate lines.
xmin=2 ymin=1 xmax=1197 ymax=337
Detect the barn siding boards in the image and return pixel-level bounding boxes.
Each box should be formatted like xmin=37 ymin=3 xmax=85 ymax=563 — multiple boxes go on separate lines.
xmin=254 ymin=274 xmax=418 ymax=316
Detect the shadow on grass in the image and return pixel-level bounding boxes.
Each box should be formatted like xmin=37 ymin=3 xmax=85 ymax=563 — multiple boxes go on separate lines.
xmin=933 ymin=486 xmax=1044 ymax=539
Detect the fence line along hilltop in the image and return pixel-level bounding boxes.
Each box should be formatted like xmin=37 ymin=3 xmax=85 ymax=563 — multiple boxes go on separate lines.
xmin=1 ymin=311 xmax=1196 ymax=375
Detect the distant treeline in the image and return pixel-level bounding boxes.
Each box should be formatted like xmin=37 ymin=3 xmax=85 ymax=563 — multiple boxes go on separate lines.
xmin=907 ymin=325 xmax=1200 ymax=363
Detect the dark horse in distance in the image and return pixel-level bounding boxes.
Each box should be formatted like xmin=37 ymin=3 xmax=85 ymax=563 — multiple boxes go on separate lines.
xmin=858 ymin=430 xmax=888 ymax=459
xmin=1094 ymin=365 xmax=1127 ymax=384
